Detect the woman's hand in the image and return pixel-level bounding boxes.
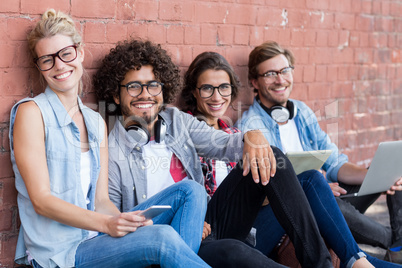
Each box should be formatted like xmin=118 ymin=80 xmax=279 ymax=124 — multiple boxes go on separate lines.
xmin=106 ymin=211 xmax=153 ymax=237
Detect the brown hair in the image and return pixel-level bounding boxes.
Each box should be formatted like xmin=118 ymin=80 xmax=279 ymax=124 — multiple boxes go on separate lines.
xmin=248 ymin=41 xmax=294 ymax=91
xmin=180 ymin=51 xmax=240 ymax=115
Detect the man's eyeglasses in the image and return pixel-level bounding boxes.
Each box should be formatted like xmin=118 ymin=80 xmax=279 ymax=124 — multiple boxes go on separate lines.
xmin=34 ymin=45 xmax=78 ymax=71
xmin=197 ymin=83 xmax=233 ymax=99
xmin=258 ymin=66 xmax=294 ymax=81
xmin=119 ymin=81 xmax=164 ymax=97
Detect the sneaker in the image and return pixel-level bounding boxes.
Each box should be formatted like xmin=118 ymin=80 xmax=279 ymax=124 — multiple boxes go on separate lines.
xmin=384 ymin=246 xmax=402 ymax=264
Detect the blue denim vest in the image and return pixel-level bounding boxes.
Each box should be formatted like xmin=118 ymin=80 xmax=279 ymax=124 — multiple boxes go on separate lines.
xmin=236 ymin=98 xmax=348 ymax=182
xmin=9 ymin=87 xmax=104 ymax=268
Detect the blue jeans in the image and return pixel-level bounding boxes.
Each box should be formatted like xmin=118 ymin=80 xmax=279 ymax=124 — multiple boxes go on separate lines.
xmin=73 ymin=180 xmax=209 ymax=268
xmin=253 ymin=170 xmax=401 ymax=268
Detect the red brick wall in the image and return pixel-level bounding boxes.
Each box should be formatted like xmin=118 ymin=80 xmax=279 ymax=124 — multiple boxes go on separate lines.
xmin=1 ymin=0 xmax=401 ymax=266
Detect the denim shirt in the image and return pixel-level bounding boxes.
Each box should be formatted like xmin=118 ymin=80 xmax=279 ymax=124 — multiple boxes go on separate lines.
xmin=108 ymin=107 xmax=244 ymax=212
xmin=236 ymin=98 xmax=348 ymax=182
xmin=9 ymin=87 xmax=105 ymax=268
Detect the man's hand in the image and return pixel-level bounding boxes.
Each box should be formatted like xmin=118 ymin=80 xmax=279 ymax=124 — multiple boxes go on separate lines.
xmin=329 ymin=182 xmax=347 ymax=197
xmin=386 ymin=177 xmax=402 ymax=195
xmin=242 ymin=130 xmax=276 ymax=185
xmin=106 ymin=211 xmax=153 ymax=237
xmin=202 ymin=221 xmax=211 ymax=240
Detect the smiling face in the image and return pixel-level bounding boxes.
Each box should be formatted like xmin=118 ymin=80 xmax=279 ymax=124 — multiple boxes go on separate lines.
xmin=193 ymin=69 xmax=232 ymax=128
xmin=251 ymin=54 xmax=293 ymax=108
xmin=35 ymin=34 xmax=84 ymax=95
xmin=114 ymin=65 xmax=163 ymax=131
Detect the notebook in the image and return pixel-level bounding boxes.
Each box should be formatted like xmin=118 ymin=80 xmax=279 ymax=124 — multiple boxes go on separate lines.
xmin=340 ymin=141 xmax=402 ymax=198
xmin=286 ymin=150 xmax=332 ymax=175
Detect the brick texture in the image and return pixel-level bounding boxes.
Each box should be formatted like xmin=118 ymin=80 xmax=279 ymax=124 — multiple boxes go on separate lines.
xmin=1 ymin=0 xmax=402 ymax=267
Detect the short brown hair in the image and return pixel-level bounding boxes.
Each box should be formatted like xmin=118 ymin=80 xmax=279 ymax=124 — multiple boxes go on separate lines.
xmin=248 ymin=41 xmax=295 ymax=83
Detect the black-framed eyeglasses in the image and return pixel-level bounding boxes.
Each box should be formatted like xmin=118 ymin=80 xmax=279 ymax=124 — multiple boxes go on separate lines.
xmin=258 ymin=66 xmax=294 ymax=81
xmin=119 ymin=81 xmax=164 ymax=97
xmin=197 ymin=83 xmax=233 ymax=99
xmin=34 ymin=45 xmax=78 ymax=71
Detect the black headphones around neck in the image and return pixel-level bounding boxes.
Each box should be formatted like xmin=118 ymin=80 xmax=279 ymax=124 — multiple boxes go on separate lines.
xmin=125 ymin=116 xmax=167 ymax=146
xmin=256 ymin=96 xmax=296 ymax=123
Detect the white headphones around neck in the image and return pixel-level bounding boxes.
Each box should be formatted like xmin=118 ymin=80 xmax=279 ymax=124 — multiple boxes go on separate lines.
xmin=125 ymin=117 xmax=167 ymax=146
xmin=257 ymin=96 xmax=297 ymax=123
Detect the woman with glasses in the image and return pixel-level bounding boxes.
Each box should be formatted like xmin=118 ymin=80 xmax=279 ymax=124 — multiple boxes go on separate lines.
xmin=9 ymin=9 xmax=211 ymax=268
xmin=180 ymin=51 xmax=401 ymax=268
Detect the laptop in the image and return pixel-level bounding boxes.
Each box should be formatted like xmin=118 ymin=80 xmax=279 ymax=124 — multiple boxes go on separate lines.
xmin=286 ymin=150 xmax=332 ymax=175
xmin=340 ymin=140 xmax=402 ymax=198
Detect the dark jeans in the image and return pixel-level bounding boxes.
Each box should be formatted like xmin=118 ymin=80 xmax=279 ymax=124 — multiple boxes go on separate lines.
xmin=198 ymin=239 xmax=287 ymax=268
xmin=203 ymin=146 xmax=332 ymax=268
xmin=339 ymin=182 xmax=402 ymax=248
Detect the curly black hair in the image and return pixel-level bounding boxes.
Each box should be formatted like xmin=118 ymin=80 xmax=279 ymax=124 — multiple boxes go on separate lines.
xmin=93 ymin=39 xmax=182 ymax=106
xmin=179 ymin=51 xmax=240 ymax=115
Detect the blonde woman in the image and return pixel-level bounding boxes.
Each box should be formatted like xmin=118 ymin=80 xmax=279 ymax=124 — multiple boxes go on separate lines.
xmin=10 ymin=9 xmax=209 ymax=268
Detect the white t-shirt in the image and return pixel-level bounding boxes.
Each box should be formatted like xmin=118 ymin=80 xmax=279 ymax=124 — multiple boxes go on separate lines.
xmin=214 ymin=160 xmax=229 ymax=188
xmin=278 ymin=119 xmax=304 ymax=154
xmin=80 ymin=150 xmax=91 ymax=205
xmin=80 ymin=150 xmax=98 ymax=240
xmin=143 ymin=140 xmax=188 ymax=198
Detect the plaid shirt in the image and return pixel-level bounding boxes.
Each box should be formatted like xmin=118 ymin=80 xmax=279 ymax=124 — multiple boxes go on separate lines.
xmin=201 ymin=119 xmax=240 ymax=197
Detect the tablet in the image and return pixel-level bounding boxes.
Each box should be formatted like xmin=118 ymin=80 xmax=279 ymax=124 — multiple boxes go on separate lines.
xmin=286 ymin=150 xmax=332 ymax=175
xmin=138 ymin=205 xmax=171 ymax=219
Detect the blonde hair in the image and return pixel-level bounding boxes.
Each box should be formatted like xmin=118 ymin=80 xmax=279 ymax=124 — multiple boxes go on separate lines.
xmin=27 ymin=9 xmax=88 ymax=93
xmin=27 ymin=9 xmax=82 ymax=58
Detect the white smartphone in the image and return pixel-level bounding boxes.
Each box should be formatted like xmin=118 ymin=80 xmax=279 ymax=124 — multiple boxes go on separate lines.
xmin=138 ymin=205 xmax=171 ymax=219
